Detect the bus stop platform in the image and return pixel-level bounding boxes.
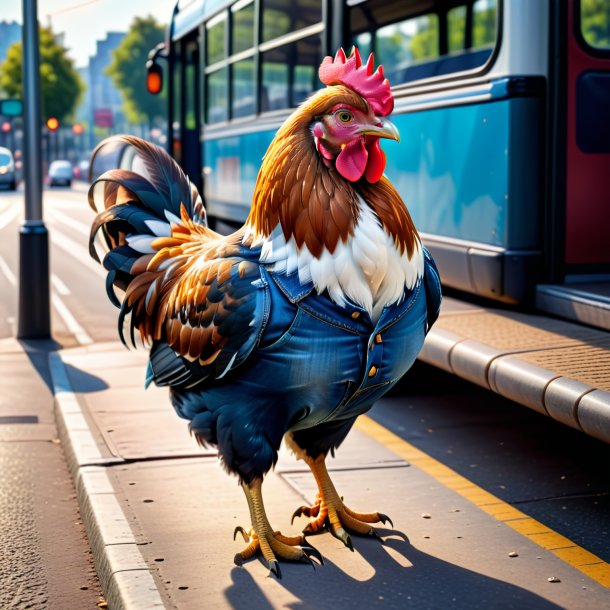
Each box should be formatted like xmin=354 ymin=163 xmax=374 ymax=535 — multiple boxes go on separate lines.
xmin=420 ymin=296 xmax=610 ymax=444
xmin=49 ymin=342 xmax=609 ymax=610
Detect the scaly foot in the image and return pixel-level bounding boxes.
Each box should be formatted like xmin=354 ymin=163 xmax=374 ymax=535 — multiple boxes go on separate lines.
xmin=292 ymin=455 xmax=393 ymax=550
xmin=235 ymin=478 xmax=323 ymax=578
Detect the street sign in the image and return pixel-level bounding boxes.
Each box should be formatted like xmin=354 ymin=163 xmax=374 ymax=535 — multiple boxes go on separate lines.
xmin=94 ymin=108 xmax=113 ymax=128
xmin=0 ymin=99 xmax=23 ymax=116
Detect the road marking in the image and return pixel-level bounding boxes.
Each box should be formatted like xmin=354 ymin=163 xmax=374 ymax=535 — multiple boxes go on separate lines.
xmin=51 ymin=292 xmax=93 ymax=345
xmin=356 ymin=415 xmax=610 ymax=587
xmin=51 ymin=273 xmax=71 ymax=295
xmin=0 ymin=255 xmax=16 ymax=286
xmin=46 ymin=205 xmax=92 ymax=235
xmin=0 ymin=204 xmax=20 ymax=230
xmin=49 ymin=227 xmax=106 ymax=279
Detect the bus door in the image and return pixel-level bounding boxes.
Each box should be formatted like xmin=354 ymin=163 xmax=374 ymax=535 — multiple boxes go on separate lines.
xmin=563 ymin=0 xmax=610 ymax=273
xmin=172 ymin=32 xmax=202 ymax=194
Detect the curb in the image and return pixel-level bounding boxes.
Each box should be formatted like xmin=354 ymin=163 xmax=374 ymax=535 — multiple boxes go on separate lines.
xmin=49 ymin=351 xmax=167 ymax=610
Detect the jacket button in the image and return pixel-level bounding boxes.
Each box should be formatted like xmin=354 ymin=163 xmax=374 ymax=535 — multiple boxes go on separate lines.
xmin=351 ymin=311 xmax=360 ymax=319
xmin=375 ymin=334 xmax=382 ymax=344
xmin=368 ymin=366 xmax=377 ymax=377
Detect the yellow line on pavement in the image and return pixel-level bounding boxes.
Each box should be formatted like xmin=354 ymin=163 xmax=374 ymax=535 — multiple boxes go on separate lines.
xmin=356 ymin=415 xmax=610 ymax=588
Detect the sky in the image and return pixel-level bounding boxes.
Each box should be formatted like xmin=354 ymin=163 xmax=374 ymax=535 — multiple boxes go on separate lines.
xmin=1 ymin=0 xmax=176 ymax=67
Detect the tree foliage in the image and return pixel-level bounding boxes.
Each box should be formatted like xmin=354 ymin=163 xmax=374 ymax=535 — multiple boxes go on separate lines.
xmin=581 ymin=0 xmax=610 ymax=48
xmin=106 ymin=15 xmax=166 ymax=125
xmin=0 ymin=26 xmax=83 ymax=122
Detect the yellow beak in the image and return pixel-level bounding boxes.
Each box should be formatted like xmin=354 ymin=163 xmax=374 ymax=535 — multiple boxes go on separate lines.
xmin=357 ymin=118 xmax=400 ymax=142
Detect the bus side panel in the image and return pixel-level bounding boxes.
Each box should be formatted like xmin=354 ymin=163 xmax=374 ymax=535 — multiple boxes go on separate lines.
xmin=203 ymin=130 xmax=275 ymax=223
xmin=387 ymin=98 xmax=541 ymax=250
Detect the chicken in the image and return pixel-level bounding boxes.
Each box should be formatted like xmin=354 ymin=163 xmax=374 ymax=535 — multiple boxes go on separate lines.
xmin=87 ymin=47 xmax=441 ymax=577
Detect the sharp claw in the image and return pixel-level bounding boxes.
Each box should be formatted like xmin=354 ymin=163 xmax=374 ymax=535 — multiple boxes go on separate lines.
xmin=369 ymin=528 xmax=384 ymax=544
xmin=233 ymin=526 xmax=249 ymax=542
xmin=378 ymin=513 xmax=394 ymax=528
xmin=302 ymin=544 xmax=324 ymax=565
xmin=234 ymin=553 xmax=245 ymax=567
xmin=331 ymin=527 xmax=354 ymax=551
xmin=291 ymin=507 xmax=305 ymax=524
xmin=269 ymin=560 xmax=282 ymax=579
xmin=303 ymin=521 xmax=326 ymax=535
xmin=300 ymin=553 xmax=317 ymax=571
xmin=345 ymin=535 xmax=354 ymax=552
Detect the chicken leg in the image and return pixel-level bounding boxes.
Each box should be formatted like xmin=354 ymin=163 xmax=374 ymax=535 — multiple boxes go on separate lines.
xmin=234 ymin=478 xmax=322 ymax=577
xmin=292 ymin=454 xmax=392 ymax=550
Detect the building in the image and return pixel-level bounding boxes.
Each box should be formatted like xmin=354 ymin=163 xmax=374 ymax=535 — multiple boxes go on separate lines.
xmin=0 ymin=21 xmax=21 ymax=66
xmin=81 ymin=31 xmax=127 ymax=148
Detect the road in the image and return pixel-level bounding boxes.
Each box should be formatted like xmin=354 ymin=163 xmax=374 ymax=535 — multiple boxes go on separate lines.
xmin=0 ymin=182 xmax=108 ymax=609
xmin=0 ymin=183 xmax=608 ymax=608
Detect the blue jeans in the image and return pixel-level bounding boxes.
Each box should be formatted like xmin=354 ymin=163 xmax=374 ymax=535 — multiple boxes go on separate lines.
xmin=172 ymin=249 xmax=441 ymax=479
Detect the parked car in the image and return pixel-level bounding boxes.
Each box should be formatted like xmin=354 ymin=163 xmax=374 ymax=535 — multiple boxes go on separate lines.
xmin=0 ymin=147 xmax=16 ymax=190
xmin=48 ymin=160 xmax=73 ymax=187
xmin=73 ymin=159 xmax=90 ymax=181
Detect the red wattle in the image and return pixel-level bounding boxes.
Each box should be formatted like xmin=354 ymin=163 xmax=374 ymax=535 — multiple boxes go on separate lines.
xmin=335 ymin=138 xmax=368 ymax=182
xmin=364 ymin=138 xmax=386 ymax=183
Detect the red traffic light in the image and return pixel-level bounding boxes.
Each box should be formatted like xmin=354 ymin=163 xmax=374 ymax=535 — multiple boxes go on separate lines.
xmin=146 ymin=64 xmax=163 ymax=95
xmin=46 ymin=117 xmax=59 ymax=131
xmin=72 ymin=123 xmax=84 ymax=135
xmin=1 ymin=121 xmax=10 ymax=133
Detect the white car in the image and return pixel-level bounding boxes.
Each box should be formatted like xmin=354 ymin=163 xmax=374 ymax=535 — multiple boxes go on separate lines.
xmin=48 ymin=160 xmax=73 ymax=187
xmin=0 ymin=147 xmax=16 ymax=190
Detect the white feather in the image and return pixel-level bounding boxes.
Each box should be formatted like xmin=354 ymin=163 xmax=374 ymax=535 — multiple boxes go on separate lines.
xmin=144 ymin=219 xmax=171 ymax=237
xmin=126 ymin=234 xmax=157 ymax=254
xmin=164 ymin=210 xmax=182 ymax=226
xmin=254 ymin=197 xmax=424 ymax=321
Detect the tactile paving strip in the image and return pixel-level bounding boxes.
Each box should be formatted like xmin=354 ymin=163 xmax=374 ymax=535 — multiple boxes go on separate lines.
xmin=434 ymin=311 xmax=605 ymax=352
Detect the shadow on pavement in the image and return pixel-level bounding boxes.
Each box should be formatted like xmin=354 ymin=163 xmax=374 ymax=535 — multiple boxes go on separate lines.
xmin=61 ymin=362 xmax=108 ymax=393
xmin=224 ymin=530 xmax=563 ymax=610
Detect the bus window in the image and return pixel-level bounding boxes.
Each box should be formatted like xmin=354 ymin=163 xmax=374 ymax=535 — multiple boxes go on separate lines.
xmin=184 ymin=43 xmax=198 ymax=130
xmin=472 ymin=0 xmax=497 ymax=48
xmin=293 ymin=36 xmax=321 ymax=105
xmin=206 ymin=13 xmax=227 ymax=65
xmin=232 ymin=0 xmax=255 ymax=54
xmin=580 ymin=0 xmax=610 ymax=50
xmin=233 ymin=58 xmax=256 ymax=117
xmin=448 ymin=5 xmax=467 ymax=52
xmin=206 ymin=67 xmax=229 ymax=122
xmin=349 ymin=0 xmax=498 ymax=85
xmin=262 ymin=0 xmax=321 ymax=43
xmin=261 ymin=34 xmax=322 ymax=112
xmin=262 ymin=46 xmax=289 ymax=111
xmin=354 ymin=32 xmax=372 ymax=58
xmin=377 ymin=15 xmax=439 ymax=77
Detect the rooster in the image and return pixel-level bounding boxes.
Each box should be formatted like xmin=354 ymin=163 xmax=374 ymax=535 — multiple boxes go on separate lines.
xmin=88 ymin=47 xmax=441 ymax=577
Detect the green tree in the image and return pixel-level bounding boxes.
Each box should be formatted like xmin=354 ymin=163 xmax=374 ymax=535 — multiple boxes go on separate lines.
xmin=106 ymin=16 xmax=166 ymax=126
xmin=581 ymin=0 xmax=610 ymax=48
xmin=0 ymin=26 xmax=83 ymax=122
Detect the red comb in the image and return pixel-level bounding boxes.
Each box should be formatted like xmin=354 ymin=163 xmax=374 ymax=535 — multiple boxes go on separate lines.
xmin=318 ymin=47 xmax=394 ymax=116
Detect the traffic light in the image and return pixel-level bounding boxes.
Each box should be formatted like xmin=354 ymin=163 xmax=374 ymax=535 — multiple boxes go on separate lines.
xmin=146 ymin=63 xmax=163 ymax=95
xmin=46 ymin=117 xmax=59 ymax=131
xmin=72 ymin=123 xmax=84 ymax=135
xmin=1 ymin=121 xmax=10 ymax=133
xmin=146 ymin=42 xmax=166 ymax=95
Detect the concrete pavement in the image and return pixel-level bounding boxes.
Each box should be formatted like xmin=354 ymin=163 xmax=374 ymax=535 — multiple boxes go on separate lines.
xmin=48 ymin=341 xmax=610 ymax=609
xmin=0 ymin=338 xmax=101 ymax=608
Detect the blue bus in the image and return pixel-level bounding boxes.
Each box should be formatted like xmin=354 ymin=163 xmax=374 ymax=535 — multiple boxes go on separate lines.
xmin=143 ymin=0 xmax=610 ymax=441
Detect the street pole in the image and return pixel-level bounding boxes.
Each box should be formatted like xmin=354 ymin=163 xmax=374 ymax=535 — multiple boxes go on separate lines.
xmin=18 ymin=0 xmax=50 ymax=339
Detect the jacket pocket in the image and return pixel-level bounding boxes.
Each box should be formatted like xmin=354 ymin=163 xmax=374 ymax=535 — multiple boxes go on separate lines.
xmin=257 ymin=307 xmax=303 ymax=352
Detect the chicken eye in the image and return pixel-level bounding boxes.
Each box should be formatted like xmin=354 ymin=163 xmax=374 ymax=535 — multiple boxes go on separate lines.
xmin=337 ymin=110 xmax=353 ymax=123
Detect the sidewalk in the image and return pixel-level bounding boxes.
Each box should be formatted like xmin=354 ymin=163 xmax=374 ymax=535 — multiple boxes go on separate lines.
xmin=50 ymin=341 xmax=609 ymax=610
